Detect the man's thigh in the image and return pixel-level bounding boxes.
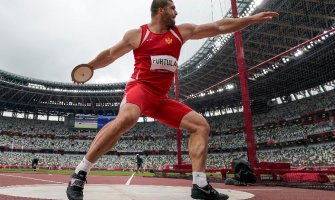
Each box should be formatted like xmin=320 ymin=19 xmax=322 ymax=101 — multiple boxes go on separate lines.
xmin=124 ymin=82 xmax=193 ymax=128
xmin=122 ymin=82 xmax=160 ymax=114
xmin=149 ymin=98 xmax=193 ymax=128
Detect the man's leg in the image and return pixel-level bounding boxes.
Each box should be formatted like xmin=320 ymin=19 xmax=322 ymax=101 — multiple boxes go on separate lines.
xmin=149 ymin=100 xmax=209 ymax=173
xmin=143 ymin=96 xmax=228 ymax=199
xmin=66 ymin=103 xmax=141 ymax=200
xmin=85 ymin=103 xmax=141 ymax=163
xmin=180 ymin=111 xmax=229 ymax=200
xmin=179 ymin=111 xmax=210 ymax=173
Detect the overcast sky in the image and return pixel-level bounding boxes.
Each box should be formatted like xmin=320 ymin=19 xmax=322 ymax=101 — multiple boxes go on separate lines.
xmin=0 ymin=0 xmax=230 ymax=83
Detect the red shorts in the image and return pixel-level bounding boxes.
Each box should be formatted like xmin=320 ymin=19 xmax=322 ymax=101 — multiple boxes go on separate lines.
xmin=122 ymin=81 xmax=193 ymax=128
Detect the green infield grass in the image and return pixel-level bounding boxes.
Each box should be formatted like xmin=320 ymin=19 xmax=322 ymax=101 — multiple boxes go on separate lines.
xmin=0 ymin=168 xmax=156 ymax=177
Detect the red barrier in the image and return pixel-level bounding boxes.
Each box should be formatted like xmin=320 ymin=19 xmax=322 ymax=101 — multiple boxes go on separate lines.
xmin=281 ymin=173 xmax=330 ymax=183
xmin=258 ymin=162 xmax=291 ymax=170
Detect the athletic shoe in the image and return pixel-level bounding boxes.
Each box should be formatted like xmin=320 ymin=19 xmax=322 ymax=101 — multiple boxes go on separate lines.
xmin=66 ymin=170 xmax=87 ymax=200
xmin=191 ymin=184 xmax=229 ymax=200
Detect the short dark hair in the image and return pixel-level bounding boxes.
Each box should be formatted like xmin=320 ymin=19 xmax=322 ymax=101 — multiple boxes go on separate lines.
xmin=150 ymin=0 xmax=173 ymax=17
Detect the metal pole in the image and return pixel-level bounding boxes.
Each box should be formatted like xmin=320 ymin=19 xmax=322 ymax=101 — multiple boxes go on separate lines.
xmin=174 ymin=70 xmax=183 ymax=165
xmin=231 ymin=0 xmax=257 ymax=168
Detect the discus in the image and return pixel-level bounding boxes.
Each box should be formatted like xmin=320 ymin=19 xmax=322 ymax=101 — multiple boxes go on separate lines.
xmin=71 ymin=64 xmax=94 ymax=84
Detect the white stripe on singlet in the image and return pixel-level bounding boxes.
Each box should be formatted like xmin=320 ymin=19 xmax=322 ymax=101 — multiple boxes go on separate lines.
xmin=141 ymin=29 xmax=150 ymax=46
xmin=169 ymin=29 xmax=182 ymax=44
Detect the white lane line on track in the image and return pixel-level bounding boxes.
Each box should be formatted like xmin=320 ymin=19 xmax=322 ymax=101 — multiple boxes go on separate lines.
xmin=0 ymin=173 xmax=64 ymax=184
xmin=125 ymin=172 xmax=136 ymax=185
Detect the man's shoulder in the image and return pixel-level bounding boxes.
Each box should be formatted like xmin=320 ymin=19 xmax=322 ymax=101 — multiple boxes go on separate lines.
xmin=176 ymin=23 xmax=197 ymax=42
xmin=125 ymin=28 xmax=142 ymax=37
xmin=123 ymin=28 xmax=143 ymax=47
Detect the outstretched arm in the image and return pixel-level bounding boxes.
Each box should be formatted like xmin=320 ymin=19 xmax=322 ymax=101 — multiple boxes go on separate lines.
xmin=87 ymin=28 xmax=141 ymax=70
xmin=178 ymin=11 xmax=279 ymax=42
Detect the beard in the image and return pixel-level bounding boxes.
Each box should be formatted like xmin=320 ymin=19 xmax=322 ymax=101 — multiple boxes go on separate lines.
xmin=164 ymin=16 xmax=175 ymax=28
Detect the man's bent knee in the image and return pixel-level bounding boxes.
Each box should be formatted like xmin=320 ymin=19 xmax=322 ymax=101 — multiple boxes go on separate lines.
xmin=117 ymin=115 xmax=138 ymax=127
xmin=119 ymin=103 xmax=140 ymax=118
xmin=113 ymin=103 xmax=141 ymax=131
xmin=180 ymin=111 xmax=210 ymax=134
xmin=200 ymin=121 xmax=210 ymax=134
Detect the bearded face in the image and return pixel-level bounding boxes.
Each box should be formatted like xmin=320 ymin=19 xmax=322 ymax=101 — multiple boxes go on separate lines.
xmin=161 ymin=2 xmax=177 ymax=28
xmin=163 ymin=10 xmax=176 ymax=28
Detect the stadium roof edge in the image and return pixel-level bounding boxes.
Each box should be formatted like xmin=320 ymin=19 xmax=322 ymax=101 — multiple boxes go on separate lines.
xmin=0 ymin=69 xmax=126 ymax=89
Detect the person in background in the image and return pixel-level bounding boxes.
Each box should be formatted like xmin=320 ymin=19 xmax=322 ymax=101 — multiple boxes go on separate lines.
xmin=136 ymin=154 xmax=144 ymax=173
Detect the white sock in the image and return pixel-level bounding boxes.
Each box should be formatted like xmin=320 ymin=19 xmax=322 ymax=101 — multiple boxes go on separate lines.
xmin=75 ymin=157 xmax=95 ymax=174
xmin=192 ymin=172 xmax=208 ymax=187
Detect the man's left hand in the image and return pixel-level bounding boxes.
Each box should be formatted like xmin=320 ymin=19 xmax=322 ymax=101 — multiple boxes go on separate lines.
xmin=251 ymin=11 xmax=279 ymax=23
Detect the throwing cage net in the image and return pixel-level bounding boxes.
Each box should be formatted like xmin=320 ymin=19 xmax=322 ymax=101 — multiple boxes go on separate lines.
xmin=166 ymin=0 xmax=335 ymax=190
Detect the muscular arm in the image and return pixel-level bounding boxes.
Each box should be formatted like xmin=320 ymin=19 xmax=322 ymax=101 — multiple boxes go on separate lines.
xmin=178 ymin=11 xmax=278 ymax=42
xmin=88 ymin=28 xmax=141 ymax=70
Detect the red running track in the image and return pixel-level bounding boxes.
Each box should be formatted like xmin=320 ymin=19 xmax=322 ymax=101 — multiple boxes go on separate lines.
xmin=0 ymin=172 xmax=334 ymax=200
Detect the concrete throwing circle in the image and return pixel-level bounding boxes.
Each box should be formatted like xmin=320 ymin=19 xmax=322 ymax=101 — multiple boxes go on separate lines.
xmin=0 ymin=184 xmax=254 ymax=200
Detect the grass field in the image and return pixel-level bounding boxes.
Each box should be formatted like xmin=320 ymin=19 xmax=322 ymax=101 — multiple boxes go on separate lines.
xmin=0 ymin=168 xmax=225 ymax=178
xmin=0 ymin=168 xmax=156 ymax=177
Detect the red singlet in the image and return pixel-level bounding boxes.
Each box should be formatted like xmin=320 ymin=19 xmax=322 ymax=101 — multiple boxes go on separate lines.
xmin=131 ymin=24 xmax=183 ymax=95
xmin=122 ymin=24 xmax=192 ymax=128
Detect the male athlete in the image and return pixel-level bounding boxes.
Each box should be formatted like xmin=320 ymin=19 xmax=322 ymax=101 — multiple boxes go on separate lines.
xmin=66 ymin=0 xmax=278 ymax=199
xmin=136 ymin=154 xmax=144 ymax=173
